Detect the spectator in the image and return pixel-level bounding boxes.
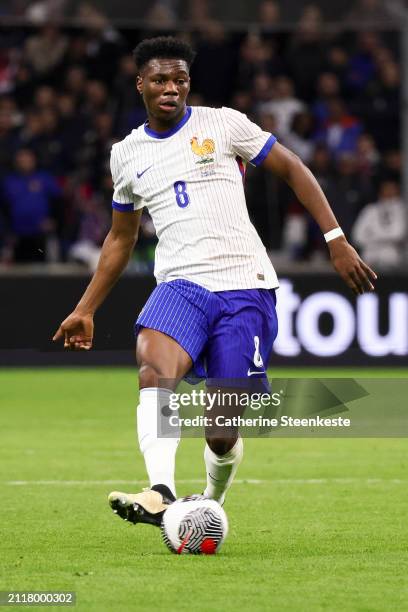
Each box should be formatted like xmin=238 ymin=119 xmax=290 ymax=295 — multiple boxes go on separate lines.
xmin=12 ymin=62 xmax=36 ymax=109
xmin=56 ymin=93 xmax=87 ymax=169
xmin=25 ymin=0 xmax=69 ymax=23
xmin=113 ymin=54 xmax=145 ymax=136
xmin=356 ymin=133 xmax=380 ymax=178
xmin=308 ymin=144 xmax=333 ymax=192
xmin=0 ymin=109 xmax=18 ymax=174
xmin=253 ymin=73 xmax=274 ymax=107
xmin=344 ymin=0 xmax=397 ymax=28
xmin=24 ymin=24 xmax=68 ymax=78
xmin=324 ymin=46 xmax=349 ymax=90
xmin=133 ymin=210 xmax=158 ymax=273
xmin=327 ymin=152 xmax=373 ymax=238
xmin=258 ymin=76 xmax=305 ymax=138
xmin=364 ymin=60 xmax=400 ymax=149
xmin=257 ymin=0 xmax=282 ymax=42
xmin=0 ymin=95 xmax=22 ymax=125
xmin=352 ymin=180 xmax=406 ymax=270
xmin=75 ymin=3 xmax=123 ymax=83
xmin=284 ymin=111 xmax=315 ymax=163
xmin=286 ymin=4 xmax=326 ymax=100
xmin=371 ymin=45 xmax=395 ymax=72
xmin=306 ymin=151 xmax=375 ymax=258
xmin=346 ymin=32 xmax=381 ymax=93
xmin=246 ymin=110 xmax=293 ymax=251
xmin=230 ymin=90 xmax=253 ymax=115
xmin=64 ymin=35 xmax=89 ymax=70
xmin=257 ymin=110 xmax=278 ymax=135
xmin=2 ymin=148 xmax=61 ymax=262
xmin=190 ymin=21 xmax=235 ymax=106
xmin=14 ymin=110 xmax=44 ymax=153
xmin=36 ymin=108 xmax=65 ymax=173
xmin=82 ymin=80 xmax=111 ymax=122
xmin=236 ymin=34 xmax=271 ymax=90
xmin=64 ymin=66 xmax=87 ymax=107
xmin=68 ymin=186 xmax=111 ymax=271
xmin=79 ymin=112 xmax=114 ymax=188
xmin=312 ymin=72 xmax=341 ymax=129
xmin=314 ymin=97 xmax=362 ymax=157
xmin=257 ymin=0 xmax=281 ymax=27
xmin=0 ymin=48 xmax=19 ymax=95
xmin=282 ymin=204 xmax=308 ymax=260
xmin=380 ymin=149 xmax=401 ymax=183
xmin=146 ymin=0 xmax=178 ymax=29
xmin=188 ymin=0 xmax=212 ymax=28
xmin=33 ymin=85 xmax=57 ymax=111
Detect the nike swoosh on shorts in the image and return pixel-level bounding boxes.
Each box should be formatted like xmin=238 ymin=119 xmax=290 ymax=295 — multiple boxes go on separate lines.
xmin=247 ymin=369 xmax=266 ymax=376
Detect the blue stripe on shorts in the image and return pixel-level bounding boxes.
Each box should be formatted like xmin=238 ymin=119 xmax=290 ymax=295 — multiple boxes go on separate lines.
xmin=135 ymin=279 xmax=278 ymax=384
xmin=135 ymin=280 xmax=213 ymax=371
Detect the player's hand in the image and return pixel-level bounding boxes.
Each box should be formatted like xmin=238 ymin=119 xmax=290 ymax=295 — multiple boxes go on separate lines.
xmin=328 ymin=236 xmax=377 ymax=295
xmin=52 ymin=311 xmax=94 ymax=350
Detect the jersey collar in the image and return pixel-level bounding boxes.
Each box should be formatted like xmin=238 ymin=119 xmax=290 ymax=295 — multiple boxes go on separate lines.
xmin=144 ymin=106 xmax=192 ymax=139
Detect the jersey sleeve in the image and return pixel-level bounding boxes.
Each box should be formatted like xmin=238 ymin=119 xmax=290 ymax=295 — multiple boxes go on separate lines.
xmin=222 ymin=107 xmax=277 ymax=166
xmin=110 ymin=144 xmax=141 ymax=212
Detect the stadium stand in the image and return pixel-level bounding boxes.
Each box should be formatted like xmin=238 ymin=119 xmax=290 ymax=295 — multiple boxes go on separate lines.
xmin=0 ymin=0 xmax=404 ymax=270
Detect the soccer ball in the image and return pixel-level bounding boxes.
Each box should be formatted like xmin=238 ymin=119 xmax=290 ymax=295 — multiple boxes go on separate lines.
xmin=161 ymin=495 xmax=228 ymax=555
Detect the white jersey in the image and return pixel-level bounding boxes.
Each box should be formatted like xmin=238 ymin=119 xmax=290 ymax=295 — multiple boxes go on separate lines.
xmin=110 ymin=105 xmax=279 ymax=292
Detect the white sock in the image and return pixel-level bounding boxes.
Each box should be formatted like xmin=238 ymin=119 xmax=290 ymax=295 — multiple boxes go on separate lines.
xmin=137 ymin=387 xmax=180 ymax=498
xmin=203 ymin=437 xmax=243 ymax=505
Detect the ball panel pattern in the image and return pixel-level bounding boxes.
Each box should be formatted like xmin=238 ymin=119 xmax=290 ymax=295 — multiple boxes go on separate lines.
xmin=161 ymin=496 xmax=228 ymax=555
xmin=177 ymin=506 xmax=223 ymax=554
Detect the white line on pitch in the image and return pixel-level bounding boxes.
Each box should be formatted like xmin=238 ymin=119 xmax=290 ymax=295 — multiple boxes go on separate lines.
xmin=3 ymin=478 xmax=407 ymax=486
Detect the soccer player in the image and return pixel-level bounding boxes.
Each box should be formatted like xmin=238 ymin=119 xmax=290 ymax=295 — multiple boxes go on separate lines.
xmin=53 ymin=37 xmax=376 ymax=527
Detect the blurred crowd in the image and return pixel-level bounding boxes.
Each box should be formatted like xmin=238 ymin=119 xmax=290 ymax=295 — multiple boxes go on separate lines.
xmin=0 ymin=0 xmax=406 ymax=271
xmin=1 ymin=0 xmax=403 ymax=27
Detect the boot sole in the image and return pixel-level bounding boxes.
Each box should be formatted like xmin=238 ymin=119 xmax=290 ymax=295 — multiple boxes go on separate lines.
xmin=109 ymin=496 xmax=165 ymax=527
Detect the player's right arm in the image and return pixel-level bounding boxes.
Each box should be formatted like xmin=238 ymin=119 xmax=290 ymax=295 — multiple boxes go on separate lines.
xmin=53 ymin=208 xmax=142 ymax=350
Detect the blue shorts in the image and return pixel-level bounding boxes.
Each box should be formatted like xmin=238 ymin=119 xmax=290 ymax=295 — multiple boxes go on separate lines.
xmin=135 ymin=279 xmax=278 ymax=386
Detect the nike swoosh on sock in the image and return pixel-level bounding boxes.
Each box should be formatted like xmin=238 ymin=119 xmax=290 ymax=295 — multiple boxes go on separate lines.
xmin=208 ymin=472 xmax=224 ymax=482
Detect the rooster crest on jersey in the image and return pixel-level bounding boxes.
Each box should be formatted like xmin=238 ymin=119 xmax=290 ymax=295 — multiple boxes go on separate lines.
xmin=191 ymin=136 xmax=215 ymax=164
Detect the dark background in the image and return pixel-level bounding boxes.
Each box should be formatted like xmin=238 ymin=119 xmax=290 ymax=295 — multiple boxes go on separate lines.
xmin=1 ymin=272 xmax=406 ymax=366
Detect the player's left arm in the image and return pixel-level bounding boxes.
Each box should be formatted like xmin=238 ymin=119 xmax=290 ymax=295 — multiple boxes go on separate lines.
xmin=261 ymin=142 xmax=377 ymax=295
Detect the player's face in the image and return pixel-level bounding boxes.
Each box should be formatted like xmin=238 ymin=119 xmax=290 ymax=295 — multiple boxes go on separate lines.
xmin=137 ymin=59 xmax=190 ymax=128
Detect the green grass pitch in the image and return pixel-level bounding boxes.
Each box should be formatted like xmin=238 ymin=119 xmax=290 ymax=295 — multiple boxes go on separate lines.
xmin=1 ymin=368 xmax=408 ymax=611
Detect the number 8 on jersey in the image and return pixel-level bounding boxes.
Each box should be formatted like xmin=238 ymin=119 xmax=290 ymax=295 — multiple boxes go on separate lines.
xmin=174 ymin=181 xmax=190 ymax=208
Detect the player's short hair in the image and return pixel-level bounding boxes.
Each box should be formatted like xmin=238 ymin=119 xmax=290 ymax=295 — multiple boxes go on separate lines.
xmin=133 ymin=36 xmax=196 ymax=72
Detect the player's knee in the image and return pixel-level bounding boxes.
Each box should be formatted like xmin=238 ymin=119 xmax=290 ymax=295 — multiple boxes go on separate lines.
xmin=139 ymin=362 xmax=162 ymax=388
xmin=138 ymin=362 xmax=177 ymax=389
xmin=136 ymin=329 xmax=192 ymax=388
xmin=206 ymin=436 xmax=238 ymax=456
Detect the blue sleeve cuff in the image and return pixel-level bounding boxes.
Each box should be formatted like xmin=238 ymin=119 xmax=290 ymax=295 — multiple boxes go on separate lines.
xmin=112 ymin=200 xmax=134 ymax=212
xmin=250 ymin=134 xmax=277 ymax=166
